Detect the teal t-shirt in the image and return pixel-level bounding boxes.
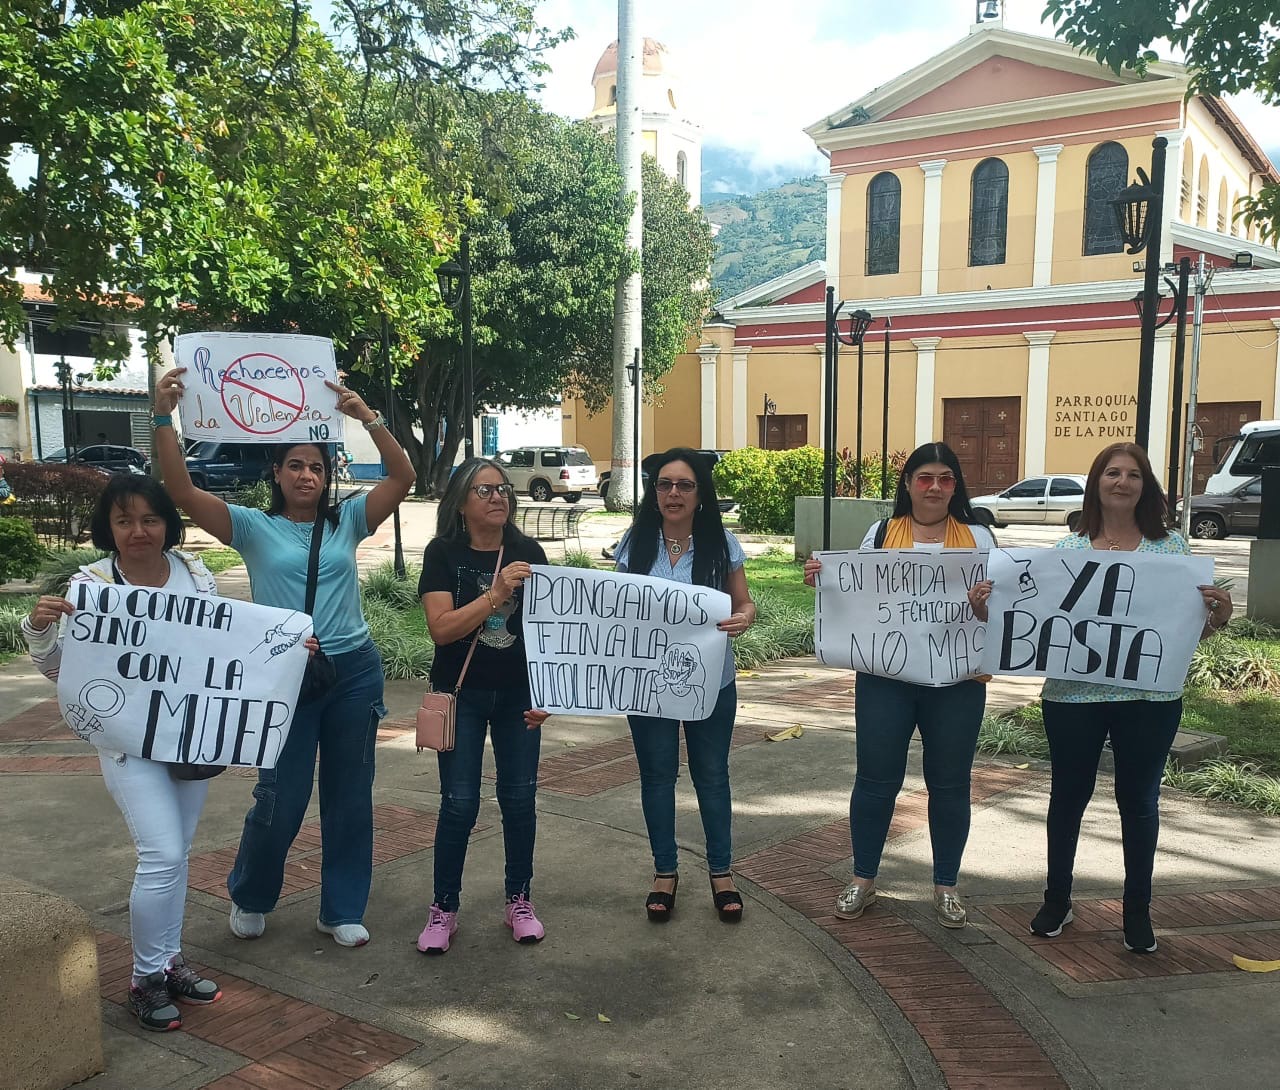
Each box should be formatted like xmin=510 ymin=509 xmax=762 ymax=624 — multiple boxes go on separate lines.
xmin=229 ymin=495 xmax=372 ymax=655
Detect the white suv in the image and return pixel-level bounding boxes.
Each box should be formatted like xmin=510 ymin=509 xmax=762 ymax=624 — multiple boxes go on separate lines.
xmin=496 ymin=446 xmax=595 ymax=503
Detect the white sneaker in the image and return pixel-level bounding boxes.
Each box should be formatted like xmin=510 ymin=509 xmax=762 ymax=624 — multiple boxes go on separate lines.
xmin=229 ymin=904 xmax=265 ymax=939
xmin=316 ymin=919 xmax=369 ymax=947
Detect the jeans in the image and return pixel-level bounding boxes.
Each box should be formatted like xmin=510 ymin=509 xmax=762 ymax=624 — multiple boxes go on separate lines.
xmin=433 ymin=688 xmax=541 ymax=912
xmin=228 ymin=640 xmax=385 ymax=926
xmin=100 ymin=752 xmax=209 ymax=978
xmin=850 ymin=673 xmax=985 ymax=887
xmin=1042 ymin=698 xmax=1182 ymax=910
xmin=627 ymin=681 xmax=737 ymax=874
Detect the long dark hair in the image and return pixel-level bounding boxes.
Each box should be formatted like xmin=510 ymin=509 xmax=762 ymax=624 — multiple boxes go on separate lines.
xmin=891 ymin=442 xmax=979 ymax=523
xmin=90 ymin=473 xmax=185 ymax=552
xmin=625 ymin=447 xmax=731 ymax=589
xmin=435 ymin=457 xmax=534 ymax=547
xmin=1076 ymin=442 xmax=1170 ymax=541
xmin=268 ymin=443 xmax=339 ymax=527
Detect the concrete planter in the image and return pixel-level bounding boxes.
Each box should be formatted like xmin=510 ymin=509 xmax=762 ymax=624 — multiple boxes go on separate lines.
xmin=794 ymin=496 xmax=894 ymax=558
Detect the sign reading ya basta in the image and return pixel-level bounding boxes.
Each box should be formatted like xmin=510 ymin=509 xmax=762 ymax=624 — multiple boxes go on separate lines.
xmin=57 ymin=584 xmax=311 ymax=767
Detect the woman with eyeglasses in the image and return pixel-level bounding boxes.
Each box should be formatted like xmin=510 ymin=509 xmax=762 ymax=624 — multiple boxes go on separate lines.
xmin=803 ymin=442 xmax=995 ymax=929
xmin=615 ymin=448 xmax=756 ymax=923
xmin=415 ymin=459 xmax=551 ymax=954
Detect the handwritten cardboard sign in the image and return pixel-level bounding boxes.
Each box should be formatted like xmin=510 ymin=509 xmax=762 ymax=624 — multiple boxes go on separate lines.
xmin=814 ymin=549 xmax=988 ymax=686
xmin=174 ymin=332 xmax=344 ymax=444
xmin=523 ymin=565 xmax=732 ymax=718
xmin=56 ymin=584 xmax=311 ymax=767
xmin=981 ymin=547 xmax=1214 ymax=691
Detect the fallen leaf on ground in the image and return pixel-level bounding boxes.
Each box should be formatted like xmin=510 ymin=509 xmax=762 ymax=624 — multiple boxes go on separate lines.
xmin=564 ymin=1012 xmax=581 ymax=1020
xmin=1015 ymin=763 xmax=1030 ymax=770
xmin=737 ymin=671 xmax=759 ymax=678
xmin=359 ymin=973 xmax=379 ymax=987
xmin=563 ymin=741 xmax=577 ymax=748
xmin=1233 ymin=955 xmax=1280 ymax=972
xmin=597 ymin=1013 xmax=612 ymax=1023
xmin=768 ymin=724 xmax=804 ymax=742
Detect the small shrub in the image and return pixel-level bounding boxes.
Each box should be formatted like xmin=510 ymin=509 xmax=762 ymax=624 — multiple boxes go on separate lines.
xmin=837 ymin=446 xmax=908 ymax=499
xmin=361 ymin=560 xmax=423 ymax=611
xmin=1187 ymin=635 xmax=1280 ymax=692
xmin=1224 ymin=616 xmax=1280 ymax=641
xmin=0 ymin=596 xmax=37 ymax=657
xmin=232 ymin=479 xmax=273 ymax=511
xmin=557 ymin=549 xmax=596 ymax=569
xmin=977 ymin=713 xmax=1050 ymax=758
xmin=0 ymin=517 xmax=44 ymax=583
xmin=1164 ymin=758 xmax=1280 ymax=815
xmin=37 ymin=547 xmax=107 ymax=596
xmin=733 ymin=590 xmax=814 ymax=670
xmin=4 ymin=462 xmax=107 ymax=546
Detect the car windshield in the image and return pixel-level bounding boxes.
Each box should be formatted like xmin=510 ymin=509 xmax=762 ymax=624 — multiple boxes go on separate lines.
xmin=564 ymin=450 xmax=593 ymax=466
xmin=187 ymin=442 xmax=222 ymax=459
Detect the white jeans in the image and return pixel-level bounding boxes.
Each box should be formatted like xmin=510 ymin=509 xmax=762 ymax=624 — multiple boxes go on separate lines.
xmin=99 ymin=751 xmax=209 ymax=978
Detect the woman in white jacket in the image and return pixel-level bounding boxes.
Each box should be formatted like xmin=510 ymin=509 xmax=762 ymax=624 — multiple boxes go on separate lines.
xmin=22 ymin=473 xmax=225 ymax=1033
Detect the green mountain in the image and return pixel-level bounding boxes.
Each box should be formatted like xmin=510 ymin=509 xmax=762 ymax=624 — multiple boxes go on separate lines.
xmin=705 ymin=176 xmax=825 ymax=302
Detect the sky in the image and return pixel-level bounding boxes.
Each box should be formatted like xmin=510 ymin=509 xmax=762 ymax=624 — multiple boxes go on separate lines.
xmin=530 ymin=0 xmax=1280 ymax=196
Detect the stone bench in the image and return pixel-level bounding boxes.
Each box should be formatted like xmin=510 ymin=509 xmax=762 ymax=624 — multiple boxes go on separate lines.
xmin=0 ymin=875 xmax=103 ymax=1090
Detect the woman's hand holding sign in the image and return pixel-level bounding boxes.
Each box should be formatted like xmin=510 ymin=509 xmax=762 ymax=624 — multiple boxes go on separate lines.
xmin=28 ymin=595 xmax=74 ymax=632
xmin=718 ymin=612 xmax=752 ymax=638
xmin=967 ymin=579 xmax=993 ymax=622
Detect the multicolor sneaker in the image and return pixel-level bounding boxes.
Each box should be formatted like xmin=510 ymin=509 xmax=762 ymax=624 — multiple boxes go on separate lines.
xmin=129 ymin=971 xmax=182 ymax=1032
xmin=504 ymin=894 xmax=545 ymax=944
xmin=165 ymin=956 xmax=222 ymax=1004
xmin=416 ymin=905 xmax=458 ymax=955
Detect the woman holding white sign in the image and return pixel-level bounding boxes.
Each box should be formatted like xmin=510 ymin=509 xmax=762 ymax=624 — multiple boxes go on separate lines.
xmin=152 ymin=365 xmax=415 ymax=949
xmin=969 ymin=442 xmax=1232 ymax=954
xmin=803 ymin=442 xmax=995 ymax=929
xmin=22 ymin=474 xmax=224 ymax=1032
xmin=615 ymin=448 xmax=756 ymax=923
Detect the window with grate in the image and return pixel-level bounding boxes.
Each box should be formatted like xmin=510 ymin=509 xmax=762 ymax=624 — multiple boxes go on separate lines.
xmin=1083 ymin=142 xmax=1128 ymax=256
xmin=866 ymin=172 xmax=901 ymax=275
xmin=969 ymin=158 xmax=1009 ymax=266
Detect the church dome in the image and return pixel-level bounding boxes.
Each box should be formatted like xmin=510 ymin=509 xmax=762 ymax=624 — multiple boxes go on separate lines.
xmin=592 ymin=38 xmax=675 ymax=83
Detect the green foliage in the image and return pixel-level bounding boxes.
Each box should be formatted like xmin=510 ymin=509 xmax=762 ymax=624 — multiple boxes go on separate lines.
xmin=1223 ymin=616 xmax=1280 ymax=641
xmin=197 ymin=547 xmax=244 ymax=575
xmin=706 ymin=178 xmax=825 ymax=301
xmin=0 ymin=517 xmax=44 ymax=583
xmin=0 ymin=595 xmax=38 ymax=660
xmin=362 ymin=597 xmax=433 ymax=680
xmin=36 ymin=547 xmax=107 ymax=597
xmin=232 ymin=480 xmax=273 ymax=512
xmin=1186 ymin=633 xmax=1280 ymax=691
xmin=977 ymin=713 xmax=1051 ymax=759
xmin=361 ymin=560 xmax=424 ymax=612
xmin=712 ymin=445 xmax=822 ymax=533
xmin=838 ymin=447 xmax=908 ymax=500
xmin=743 ymin=550 xmax=813 ymax=613
xmin=3 ymin=463 xmax=106 ymax=547
xmin=732 ymin=590 xmax=814 ymax=670
xmin=556 ymin=550 xmax=596 ymax=570
xmin=1164 ymin=758 xmax=1280 ymax=815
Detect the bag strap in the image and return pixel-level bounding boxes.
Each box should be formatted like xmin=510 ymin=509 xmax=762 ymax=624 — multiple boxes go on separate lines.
xmin=873 ymin=519 xmax=888 ymax=549
xmin=453 ymin=545 xmax=503 ymax=695
xmin=305 ymin=510 xmax=325 ymax=617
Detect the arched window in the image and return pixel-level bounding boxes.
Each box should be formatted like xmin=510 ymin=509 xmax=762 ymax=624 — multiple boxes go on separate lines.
xmin=866 ymin=172 xmax=901 ymax=276
xmin=676 ymin=151 xmax=688 ymax=190
xmin=1197 ymin=156 xmax=1210 ymax=226
xmin=969 ymin=158 xmax=1009 ymax=266
xmin=1082 ymin=142 xmax=1128 ymax=256
xmin=1218 ymin=179 xmax=1229 ymax=232
xmin=608 ymin=84 xmax=617 ymax=105
xmin=1180 ymin=141 xmax=1194 ymax=218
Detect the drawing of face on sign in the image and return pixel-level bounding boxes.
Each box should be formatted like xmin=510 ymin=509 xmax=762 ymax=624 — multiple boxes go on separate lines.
xmin=652 ymin=643 xmax=707 ymax=720
xmin=475 ymin=570 xmax=517 ymax=650
xmin=999 ymin=552 xmax=1039 ymax=608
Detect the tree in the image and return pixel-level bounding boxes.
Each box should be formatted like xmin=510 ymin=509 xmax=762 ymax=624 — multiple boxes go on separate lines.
xmin=1044 ymin=0 xmax=1280 ymax=240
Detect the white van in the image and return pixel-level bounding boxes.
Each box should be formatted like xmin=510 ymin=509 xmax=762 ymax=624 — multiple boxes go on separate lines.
xmin=1205 ymin=420 xmax=1280 ymax=493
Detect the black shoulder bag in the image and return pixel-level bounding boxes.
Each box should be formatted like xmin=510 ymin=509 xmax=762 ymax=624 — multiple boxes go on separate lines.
xmin=298 ymin=510 xmax=339 ymax=704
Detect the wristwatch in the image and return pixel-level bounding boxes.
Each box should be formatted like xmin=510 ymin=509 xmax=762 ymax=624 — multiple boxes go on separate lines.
xmin=362 ymin=411 xmax=386 ymax=432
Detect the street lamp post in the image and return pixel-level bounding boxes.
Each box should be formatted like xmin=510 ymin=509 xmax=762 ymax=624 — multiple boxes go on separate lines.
xmin=761 ymin=393 xmax=776 ymax=446
xmin=436 ymin=234 xmax=475 ymax=459
xmin=379 ymin=313 xmax=406 ymax=580
xmin=822 ymin=289 xmax=874 ymax=549
xmin=1111 ymin=136 xmax=1168 ymax=450
xmin=880 ymin=317 xmax=893 ymax=499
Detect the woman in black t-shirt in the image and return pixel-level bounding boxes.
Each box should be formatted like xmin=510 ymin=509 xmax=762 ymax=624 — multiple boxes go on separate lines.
xmin=415 ymin=458 xmax=550 ymax=954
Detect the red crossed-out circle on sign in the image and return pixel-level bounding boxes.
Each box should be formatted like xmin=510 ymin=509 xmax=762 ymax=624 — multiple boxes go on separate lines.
xmin=218 ymin=352 xmax=307 ymax=435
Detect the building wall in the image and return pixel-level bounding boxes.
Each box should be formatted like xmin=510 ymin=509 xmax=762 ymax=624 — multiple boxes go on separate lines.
xmin=937 ymin=151 xmax=1038 ymax=294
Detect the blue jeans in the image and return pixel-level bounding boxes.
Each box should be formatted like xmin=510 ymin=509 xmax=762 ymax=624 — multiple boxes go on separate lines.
xmin=228 ymin=640 xmax=386 ymax=926
xmin=627 ymin=681 xmax=737 ymax=874
xmin=850 ymin=673 xmax=985 ymax=887
xmin=1042 ymin=698 xmax=1182 ymax=910
xmin=433 ymin=688 xmax=541 ymax=912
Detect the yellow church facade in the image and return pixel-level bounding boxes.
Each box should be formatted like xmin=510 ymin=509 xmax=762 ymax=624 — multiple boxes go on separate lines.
xmin=565 ymin=25 xmax=1280 ymax=497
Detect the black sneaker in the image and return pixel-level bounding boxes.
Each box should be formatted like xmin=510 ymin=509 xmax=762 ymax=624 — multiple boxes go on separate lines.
xmin=129 ymin=971 xmax=182 ymax=1031
xmin=1122 ymin=910 xmax=1158 ymax=954
xmin=166 ymin=955 xmax=222 ymax=1004
xmin=1029 ymin=896 xmax=1074 ymax=938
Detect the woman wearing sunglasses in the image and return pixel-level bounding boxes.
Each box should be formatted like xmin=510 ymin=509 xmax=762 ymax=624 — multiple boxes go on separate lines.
xmin=615 ymin=448 xmax=756 ymax=923
xmin=416 ymin=459 xmax=551 ymax=954
xmin=803 ymin=442 xmax=994 ymax=928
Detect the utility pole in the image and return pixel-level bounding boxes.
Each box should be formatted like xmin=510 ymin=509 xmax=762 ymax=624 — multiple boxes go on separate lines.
xmin=608 ymin=0 xmax=642 ymax=511
xmin=1180 ymin=254 xmax=1214 ymax=541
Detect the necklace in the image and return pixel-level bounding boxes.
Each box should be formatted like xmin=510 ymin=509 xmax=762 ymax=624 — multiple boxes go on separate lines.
xmin=911 ymin=516 xmax=948 ymax=543
xmin=1101 ymin=527 xmax=1137 ymax=551
xmin=666 ymin=534 xmax=691 ymax=556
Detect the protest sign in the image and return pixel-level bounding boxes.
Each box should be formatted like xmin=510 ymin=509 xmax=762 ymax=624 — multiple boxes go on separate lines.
xmin=981 ymin=547 xmax=1214 ymax=691
xmin=174 ymin=332 xmax=343 ymax=444
xmin=814 ymin=549 xmax=988 ymax=686
xmin=524 ymin=565 xmax=732 ymax=718
xmin=57 ymin=584 xmax=310 ymax=767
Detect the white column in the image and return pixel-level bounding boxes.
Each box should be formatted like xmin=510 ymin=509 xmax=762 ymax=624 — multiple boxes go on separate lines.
xmin=1023 ymin=331 xmax=1056 ymax=475
xmin=732 ymin=346 xmax=750 ymax=450
xmin=919 ymin=160 xmax=947 ymax=295
xmin=821 ymin=173 xmax=845 ymax=295
xmin=1157 ymin=128 xmax=1184 ymax=266
xmin=813 ymin=343 xmax=827 ymax=449
xmin=1149 ymin=326 xmax=1175 ymax=473
xmin=1271 ymin=320 xmax=1280 ymax=419
xmin=1032 ymin=145 xmax=1063 ymax=288
xmin=912 ymin=337 xmax=941 ymax=445
xmin=697 ymin=344 xmax=720 ymax=449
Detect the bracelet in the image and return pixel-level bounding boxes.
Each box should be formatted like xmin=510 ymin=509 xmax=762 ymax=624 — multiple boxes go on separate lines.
xmin=152 ymin=414 xmax=173 ymax=428
xmin=362 ymin=411 xmax=386 ymax=432
xmin=484 ymin=588 xmax=498 ymax=612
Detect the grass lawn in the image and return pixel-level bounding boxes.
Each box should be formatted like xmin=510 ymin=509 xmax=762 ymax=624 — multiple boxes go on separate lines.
xmin=1182 ymin=689 xmax=1280 ymax=774
xmin=744 ymin=548 xmax=813 ymax=611
xmin=197 ymin=547 xmax=245 ymax=575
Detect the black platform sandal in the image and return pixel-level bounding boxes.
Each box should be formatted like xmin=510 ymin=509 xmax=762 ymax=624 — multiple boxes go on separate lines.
xmin=646 ymin=873 xmax=679 ymax=922
xmin=709 ymin=872 xmax=744 ymax=923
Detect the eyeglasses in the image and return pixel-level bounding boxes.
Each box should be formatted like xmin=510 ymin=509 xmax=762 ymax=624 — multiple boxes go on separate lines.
xmin=655 ymin=478 xmax=697 ymax=494
xmin=912 ymin=473 xmax=957 ymax=491
xmin=471 ymin=484 xmax=513 ymax=500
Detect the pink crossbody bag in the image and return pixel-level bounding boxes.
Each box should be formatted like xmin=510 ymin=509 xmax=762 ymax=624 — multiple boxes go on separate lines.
xmin=416 ymin=546 xmax=502 ymax=753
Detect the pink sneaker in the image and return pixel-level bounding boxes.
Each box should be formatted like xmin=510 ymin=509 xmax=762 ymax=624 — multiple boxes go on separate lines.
xmin=416 ymin=905 xmax=458 ymax=955
xmin=504 ymin=894 xmax=545 ymax=944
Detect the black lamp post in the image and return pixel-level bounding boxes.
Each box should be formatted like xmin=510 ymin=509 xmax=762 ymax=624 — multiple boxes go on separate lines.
xmin=1111 ymin=137 xmax=1168 ymax=450
xmin=378 ymin=314 xmax=406 ymax=579
xmin=761 ymin=393 xmax=776 ymax=445
xmin=846 ymin=308 xmax=874 ymax=498
xmin=436 ymin=233 xmax=474 ymax=459
xmin=822 ymin=289 xmax=874 ymax=549
xmin=880 ymin=317 xmax=893 ymax=499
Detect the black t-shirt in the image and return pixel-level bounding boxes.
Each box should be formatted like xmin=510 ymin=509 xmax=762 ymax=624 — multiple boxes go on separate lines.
xmin=418 ymin=534 xmax=548 ymax=693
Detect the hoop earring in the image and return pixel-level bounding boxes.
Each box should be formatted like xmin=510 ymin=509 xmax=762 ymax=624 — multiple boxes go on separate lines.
xmin=697 ymin=503 xmax=703 ymax=513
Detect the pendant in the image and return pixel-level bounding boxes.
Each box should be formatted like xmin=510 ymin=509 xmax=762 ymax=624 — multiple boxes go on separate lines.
xmin=668 ymin=539 xmax=683 ymax=555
